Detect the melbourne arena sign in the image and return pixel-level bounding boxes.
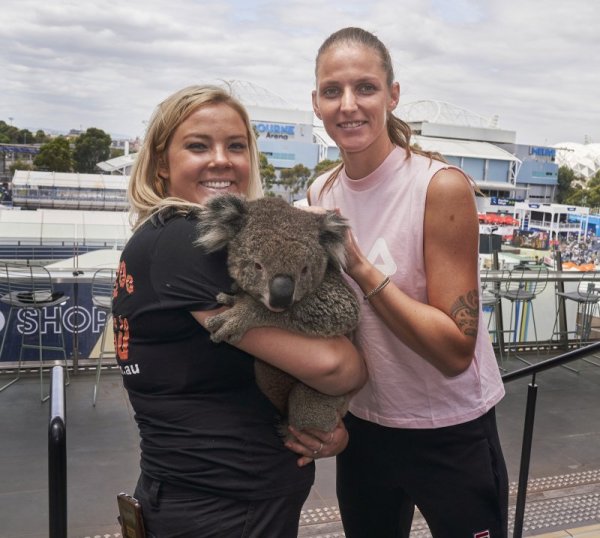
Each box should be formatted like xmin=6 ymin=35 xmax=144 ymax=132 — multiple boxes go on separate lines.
xmin=254 ymin=123 xmax=296 ymax=140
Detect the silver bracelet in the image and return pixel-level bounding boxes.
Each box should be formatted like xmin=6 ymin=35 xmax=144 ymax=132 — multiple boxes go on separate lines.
xmin=363 ymin=276 xmax=391 ymax=301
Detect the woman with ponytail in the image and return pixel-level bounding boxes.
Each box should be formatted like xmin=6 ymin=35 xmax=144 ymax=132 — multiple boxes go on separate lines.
xmin=305 ymin=27 xmax=508 ymax=538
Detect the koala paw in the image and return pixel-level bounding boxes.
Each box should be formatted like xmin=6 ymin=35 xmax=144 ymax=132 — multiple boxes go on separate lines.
xmin=216 ymin=292 xmax=235 ymax=306
xmin=205 ymin=310 xmax=246 ymax=344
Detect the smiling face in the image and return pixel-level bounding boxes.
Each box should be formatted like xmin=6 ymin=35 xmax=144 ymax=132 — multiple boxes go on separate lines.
xmin=159 ymin=103 xmax=251 ymax=205
xmin=313 ymin=43 xmax=399 ymax=177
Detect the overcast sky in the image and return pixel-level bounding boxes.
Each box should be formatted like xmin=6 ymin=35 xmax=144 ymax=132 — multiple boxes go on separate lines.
xmin=1 ymin=0 xmax=598 ymax=146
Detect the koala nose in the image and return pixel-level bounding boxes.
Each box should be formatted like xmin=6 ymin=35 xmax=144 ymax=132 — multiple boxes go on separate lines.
xmin=269 ymin=274 xmax=295 ymax=310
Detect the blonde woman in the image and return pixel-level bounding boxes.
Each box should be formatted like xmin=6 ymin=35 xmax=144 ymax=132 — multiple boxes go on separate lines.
xmin=113 ymin=84 xmax=366 ymax=537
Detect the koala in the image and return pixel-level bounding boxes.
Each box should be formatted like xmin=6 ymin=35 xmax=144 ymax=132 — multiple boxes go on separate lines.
xmin=194 ymin=193 xmax=360 ymax=436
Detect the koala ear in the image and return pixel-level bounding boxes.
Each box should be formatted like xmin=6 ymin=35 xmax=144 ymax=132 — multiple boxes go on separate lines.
xmin=194 ymin=194 xmax=248 ymax=252
xmin=318 ymin=211 xmax=349 ymax=269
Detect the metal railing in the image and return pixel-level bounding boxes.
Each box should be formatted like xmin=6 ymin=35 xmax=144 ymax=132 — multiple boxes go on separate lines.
xmin=48 ymin=365 xmax=67 ymax=538
xmin=5 ymin=247 xmax=600 ymax=537
xmin=483 ymin=249 xmax=600 ymax=536
xmin=502 ymin=341 xmax=600 ymax=538
xmin=0 ymin=241 xmax=126 ymax=262
xmin=482 ymin=264 xmax=600 ymax=357
xmin=526 ymin=219 xmax=581 ymax=231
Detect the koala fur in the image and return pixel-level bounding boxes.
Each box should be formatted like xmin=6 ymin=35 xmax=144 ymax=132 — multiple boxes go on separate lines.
xmin=195 ymin=194 xmax=360 ymax=436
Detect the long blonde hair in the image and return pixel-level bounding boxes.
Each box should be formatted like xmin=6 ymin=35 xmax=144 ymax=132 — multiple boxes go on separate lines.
xmin=128 ymin=84 xmax=263 ymax=229
xmin=314 ymin=27 xmax=445 ymax=199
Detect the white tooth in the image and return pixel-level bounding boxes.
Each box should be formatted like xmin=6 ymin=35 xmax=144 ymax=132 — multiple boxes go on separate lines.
xmin=205 ymin=181 xmax=232 ymax=189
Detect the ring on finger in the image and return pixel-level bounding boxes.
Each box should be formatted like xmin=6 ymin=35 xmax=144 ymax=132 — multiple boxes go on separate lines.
xmin=313 ymin=442 xmax=324 ymax=456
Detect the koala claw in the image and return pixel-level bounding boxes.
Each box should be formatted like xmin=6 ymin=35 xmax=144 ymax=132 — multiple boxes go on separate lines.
xmin=216 ymin=292 xmax=235 ymax=306
xmin=204 ymin=315 xmax=224 ymax=340
xmin=205 ymin=312 xmax=245 ymax=344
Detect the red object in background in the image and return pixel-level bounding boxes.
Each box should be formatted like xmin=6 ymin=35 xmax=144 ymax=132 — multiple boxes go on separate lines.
xmin=478 ymin=213 xmax=518 ymax=226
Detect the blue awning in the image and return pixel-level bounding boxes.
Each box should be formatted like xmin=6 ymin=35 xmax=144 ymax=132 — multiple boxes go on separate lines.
xmin=0 ymin=145 xmax=39 ymax=154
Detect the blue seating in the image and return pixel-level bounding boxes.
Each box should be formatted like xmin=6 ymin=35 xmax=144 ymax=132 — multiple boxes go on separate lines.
xmin=0 ymin=262 xmax=70 ymax=402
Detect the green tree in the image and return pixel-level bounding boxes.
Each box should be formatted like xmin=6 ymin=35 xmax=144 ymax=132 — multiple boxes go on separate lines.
xmin=9 ymin=159 xmax=34 ymax=174
xmin=259 ymin=153 xmax=277 ymax=195
xmin=33 ymin=136 xmax=73 ymax=172
xmin=556 ymin=165 xmax=579 ymax=204
xmin=73 ymin=127 xmax=112 ymax=173
xmin=561 ymin=169 xmax=600 ymax=207
xmin=110 ymin=147 xmax=125 ymax=159
xmin=17 ymin=129 xmax=33 ymax=145
xmin=0 ymin=120 xmax=19 ymax=143
xmin=312 ymin=159 xmax=341 ymax=179
xmin=308 ymin=158 xmax=341 ymax=190
xmin=564 ymin=184 xmax=586 ymax=206
xmin=279 ymin=164 xmax=311 ymax=201
xmin=34 ymin=130 xmax=49 ymax=144
xmin=580 ymin=170 xmax=600 ymax=208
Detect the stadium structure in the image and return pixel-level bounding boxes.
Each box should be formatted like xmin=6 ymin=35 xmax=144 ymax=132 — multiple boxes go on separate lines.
xmin=1 ymin=84 xmax=564 ymax=239
xmin=554 ymin=142 xmax=600 ymax=180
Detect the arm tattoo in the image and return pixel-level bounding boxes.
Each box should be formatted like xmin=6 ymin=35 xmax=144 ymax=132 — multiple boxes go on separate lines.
xmin=450 ymin=289 xmax=479 ymax=338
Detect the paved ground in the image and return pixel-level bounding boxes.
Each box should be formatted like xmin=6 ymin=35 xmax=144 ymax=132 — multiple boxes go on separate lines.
xmin=0 ymin=350 xmax=599 ymax=538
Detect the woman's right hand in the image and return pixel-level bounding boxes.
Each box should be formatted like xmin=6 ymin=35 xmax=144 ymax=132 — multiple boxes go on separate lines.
xmin=285 ymin=417 xmax=349 ymax=467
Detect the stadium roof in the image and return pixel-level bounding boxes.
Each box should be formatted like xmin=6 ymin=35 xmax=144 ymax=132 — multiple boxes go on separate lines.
xmin=313 ymin=125 xmax=336 ymax=148
xmin=227 ymin=80 xmax=292 ymax=109
xmin=396 ymin=100 xmax=499 ymax=128
xmin=96 ymin=153 xmax=137 ymax=174
xmin=314 ymin=126 xmax=518 ymax=163
xmin=554 ymin=142 xmax=600 ymax=179
xmin=412 ymin=135 xmax=519 ymax=162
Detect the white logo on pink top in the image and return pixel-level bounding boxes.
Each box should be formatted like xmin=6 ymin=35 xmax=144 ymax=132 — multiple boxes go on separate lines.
xmin=367 ymin=238 xmax=397 ymax=275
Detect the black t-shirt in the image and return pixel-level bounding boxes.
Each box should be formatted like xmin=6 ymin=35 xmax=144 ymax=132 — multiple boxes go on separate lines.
xmin=112 ymin=213 xmax=314 ymax=499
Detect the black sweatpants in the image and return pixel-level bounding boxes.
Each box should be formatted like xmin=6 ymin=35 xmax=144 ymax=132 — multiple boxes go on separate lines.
xmin=133 ymin=473 xmax=311 ymax=538
xmin=337 ymin=409 xmax=508 ymax=538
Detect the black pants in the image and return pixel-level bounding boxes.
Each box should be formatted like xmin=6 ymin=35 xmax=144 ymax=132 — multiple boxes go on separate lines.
xmin=133 ymin=474 xmax=311 ymax=538
xmin=337 ymin=409 xmax=508 ymax=538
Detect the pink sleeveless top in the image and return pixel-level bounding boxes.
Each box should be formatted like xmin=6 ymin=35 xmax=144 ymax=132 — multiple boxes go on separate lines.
xmin=309 ymin=147 xmax=505 ymax=428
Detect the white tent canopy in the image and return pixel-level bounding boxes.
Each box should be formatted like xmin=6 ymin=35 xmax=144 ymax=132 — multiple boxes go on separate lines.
xmin=0 ymin=208 xmax=131 ymax=243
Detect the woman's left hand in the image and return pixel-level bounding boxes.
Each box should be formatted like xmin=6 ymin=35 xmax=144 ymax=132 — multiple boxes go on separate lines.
xmin=285 ymin=417 xmax=349 ymax=467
